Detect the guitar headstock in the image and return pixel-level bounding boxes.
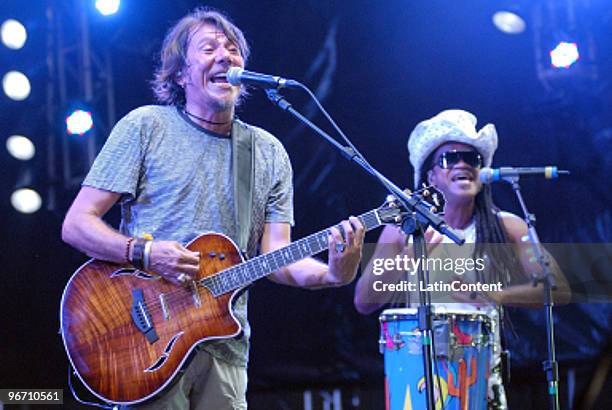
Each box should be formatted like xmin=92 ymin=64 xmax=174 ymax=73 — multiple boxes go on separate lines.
xmin=378 ymin=185 xmax=445 ymax=226
xmin=376 ymin=199 xmax=405 ymax=225
xmin=416 ymin=184 xmax=446 ymax=215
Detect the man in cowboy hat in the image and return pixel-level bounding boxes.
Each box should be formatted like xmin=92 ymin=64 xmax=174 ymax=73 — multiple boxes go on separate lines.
xmin=354 ymin=109 xmax=570 ymax=408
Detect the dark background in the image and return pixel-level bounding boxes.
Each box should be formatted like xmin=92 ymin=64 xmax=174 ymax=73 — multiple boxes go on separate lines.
xmin=1 ymin=0 xmax=610 ymax=408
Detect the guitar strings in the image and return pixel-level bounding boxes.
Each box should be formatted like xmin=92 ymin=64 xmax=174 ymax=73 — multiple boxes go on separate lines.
xmin=137 ymin=237 xmax=314 ymax=313
xmin=136 ymin=280 xmax=211 ymax=315
xmin=132 ymin=211 xmax=386 ymax=316
xmin=134 ymin=226 xmax=352 ymax=314
xmin=130 ymin=216 xmax=385 ymax=316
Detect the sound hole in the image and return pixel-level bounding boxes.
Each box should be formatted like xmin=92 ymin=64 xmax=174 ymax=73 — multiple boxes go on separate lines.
xmin=144 ymin=332 xmax=184 ymax=373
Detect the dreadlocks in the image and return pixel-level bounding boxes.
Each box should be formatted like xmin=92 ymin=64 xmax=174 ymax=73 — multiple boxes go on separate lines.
xmin=473 ymin=186 xmax=523 ymax=285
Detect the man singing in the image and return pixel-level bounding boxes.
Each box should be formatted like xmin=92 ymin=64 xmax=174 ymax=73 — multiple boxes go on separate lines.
xmin=62 ymin=7 xmax=364 ymax=409
xmin=354 ymin=109 xmax=570 ymax=408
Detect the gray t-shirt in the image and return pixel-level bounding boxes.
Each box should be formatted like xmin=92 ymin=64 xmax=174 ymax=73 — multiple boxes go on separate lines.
xmin=83 ymin=105 xmax=294 ymax=366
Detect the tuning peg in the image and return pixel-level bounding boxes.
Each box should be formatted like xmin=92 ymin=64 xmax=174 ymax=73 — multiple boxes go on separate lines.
xmin=385 ymin=194 xmax=398 ymax=208
xmin=432 ymin=193 xmax=441 ymax=207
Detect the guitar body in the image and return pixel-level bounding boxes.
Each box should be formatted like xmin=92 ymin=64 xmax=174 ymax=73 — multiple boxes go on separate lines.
xmin=60 ymin=233 xmax=244 ymax=405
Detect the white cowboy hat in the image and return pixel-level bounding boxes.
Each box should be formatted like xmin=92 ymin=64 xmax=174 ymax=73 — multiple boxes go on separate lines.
xmin=408 ymin=109 xmax=498 ymax=188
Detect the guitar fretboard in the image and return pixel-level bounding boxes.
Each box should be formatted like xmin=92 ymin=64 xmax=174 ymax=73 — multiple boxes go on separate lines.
xmin=200 ymin=208 xmax=385 ymax=297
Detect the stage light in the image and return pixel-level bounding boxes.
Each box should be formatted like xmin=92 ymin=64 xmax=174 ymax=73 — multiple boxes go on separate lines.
xmin=492 ymin=11 xmax=526 ymax=34
xmin=2 ymin=70 xmax=31 ymax=100
xmin=95 ymin=0 xmax=121 ymax=16
xmin=66 ymin=109 xmax=93 ymax=135
xmin=11 ymin=188 xmax=42 ymax=213
xmin=6 ymin=135 xmax=35 ymax=160
xmin=1 ymin=19 xmax=27 ymax=49
xmin=550 ymin=41 xmax=579 ymax=69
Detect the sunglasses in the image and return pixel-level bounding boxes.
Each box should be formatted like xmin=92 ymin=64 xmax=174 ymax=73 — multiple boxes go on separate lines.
xmin=434 ymin=150 xmax=483 ymax=169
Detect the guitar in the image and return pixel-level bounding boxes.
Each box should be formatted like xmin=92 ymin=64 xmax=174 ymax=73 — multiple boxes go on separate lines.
xmin=60 ymin=200 xmax=412 ymax=405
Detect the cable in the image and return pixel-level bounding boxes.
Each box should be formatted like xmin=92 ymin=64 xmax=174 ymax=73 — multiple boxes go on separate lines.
xmin=67 ymin=366 xmax=115 ymax=409
xmin=420 ymin=229 xmax=447 ymax=410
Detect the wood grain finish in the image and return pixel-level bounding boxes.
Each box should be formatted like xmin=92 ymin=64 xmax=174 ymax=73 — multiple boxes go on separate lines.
xmin=60 ymin=233 xmax=243 ymax=404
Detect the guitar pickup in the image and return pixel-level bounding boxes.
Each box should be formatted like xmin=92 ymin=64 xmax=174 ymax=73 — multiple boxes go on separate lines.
xmin=131 ymin=288 xmax=159 ymax=344
xmin=159 ymin=293 xmax=170 ymax=320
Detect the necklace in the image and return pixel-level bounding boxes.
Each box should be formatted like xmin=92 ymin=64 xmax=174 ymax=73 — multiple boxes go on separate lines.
xmin=183 ymin=109 xmax=231 ymax=125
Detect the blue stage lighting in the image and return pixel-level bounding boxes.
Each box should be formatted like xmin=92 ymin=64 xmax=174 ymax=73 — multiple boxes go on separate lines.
xmin=550 ymin=41 xmax=579 ymax=69
xmin=95 ymin=0 xmax=121 ymax=16
xmin=66 ymin=109 xmax=94 ymax=135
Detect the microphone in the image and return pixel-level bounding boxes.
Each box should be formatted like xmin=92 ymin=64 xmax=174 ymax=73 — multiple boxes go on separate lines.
xmin=226 ymin=67 xmax=301 ymax=89
xmin=479 ymin=166 xmax=569 ymax=184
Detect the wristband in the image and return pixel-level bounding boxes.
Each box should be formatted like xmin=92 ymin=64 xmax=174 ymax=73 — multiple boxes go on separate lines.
xmin=143 ymin=240 xmax=153 ymax=271
xmin=131 ymin=238 xmax=147 ymax=270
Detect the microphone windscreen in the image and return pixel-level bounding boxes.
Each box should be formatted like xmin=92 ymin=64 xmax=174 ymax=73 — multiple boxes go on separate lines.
xmin=226 ymin=67 xmax=243 ymax=86
xmin=479 ymin=167 xmax=495 ymax=184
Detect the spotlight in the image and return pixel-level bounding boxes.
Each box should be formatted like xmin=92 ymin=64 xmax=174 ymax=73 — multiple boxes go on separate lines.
xmin=95 ymin=0 xmax=121 ymax=16
xmin=1 ymin=19 xmax=27 ymax=49
xmin=550 ymin=41 xmax=579 ymax=69
xmin=2 ymin=70 xmax=31 ymax=101
xmin=492 ymin=11 xmax=526 ymax=34
xmin=66 ymin=109 xmax=94 ymax=135
xmin=6 ymin=135 xmax=35 ymax=160
xmin=11 ymin=188 xmax=42 ymax=213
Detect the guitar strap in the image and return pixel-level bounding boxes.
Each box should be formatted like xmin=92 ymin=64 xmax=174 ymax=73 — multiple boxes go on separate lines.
xmin=231 ymin=119 xmax=255 ymax=257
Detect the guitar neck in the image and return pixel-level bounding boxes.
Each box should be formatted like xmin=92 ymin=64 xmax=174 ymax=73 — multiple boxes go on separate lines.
xmin=201 ymin=208 xmax=385 ymax=297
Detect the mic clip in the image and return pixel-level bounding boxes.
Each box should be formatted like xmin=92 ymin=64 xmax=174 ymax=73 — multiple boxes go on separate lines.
xmin=265 ymin=90 xmax=292 ymax=110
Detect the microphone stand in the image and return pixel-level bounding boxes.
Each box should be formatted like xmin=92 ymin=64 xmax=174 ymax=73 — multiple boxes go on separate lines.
xmin=404 ymin=217 xmax=438 ymax=410
xmin=504 ymin=176 xmax=560 ymax=410
xmin=265 ymin=89 xmax=463 ymax=245
xmin=266 ymin=88 xmax=462 ymax=410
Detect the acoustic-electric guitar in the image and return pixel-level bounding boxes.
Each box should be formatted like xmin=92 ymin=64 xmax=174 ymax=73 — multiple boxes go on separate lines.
xmin=59 ymin=199 xmax=418 ymax=405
